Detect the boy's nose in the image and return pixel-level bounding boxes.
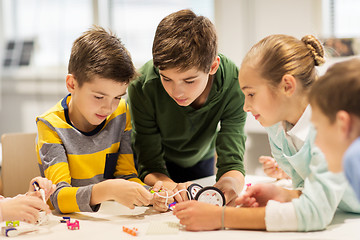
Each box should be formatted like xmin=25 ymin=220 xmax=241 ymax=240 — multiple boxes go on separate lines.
xmin=243 ymin=100 xmax=251 ymax=112
xmin=102 ymin=102 xmax=113 ymax=114
xmin=173 ymin=86 xmax=184 ymax=98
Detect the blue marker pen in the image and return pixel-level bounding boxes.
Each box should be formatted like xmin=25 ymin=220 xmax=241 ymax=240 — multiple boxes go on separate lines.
xmin=32 ymin=181 xmax=46 ymax=203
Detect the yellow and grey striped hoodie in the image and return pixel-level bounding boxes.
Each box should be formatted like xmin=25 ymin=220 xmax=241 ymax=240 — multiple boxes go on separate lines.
xmin=36 ymin=94 xmax=144 ymax=213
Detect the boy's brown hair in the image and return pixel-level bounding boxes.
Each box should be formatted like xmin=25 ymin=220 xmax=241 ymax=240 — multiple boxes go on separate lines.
xmin=309 ymin=57 xmax=360 ymax=123
xmin=152 ymin=9 xmax=218 ymax=73
xmin=242 ymin=34 xmax=325 ymax=90
xmin=68 ymin=26 xmax=136 ymax=87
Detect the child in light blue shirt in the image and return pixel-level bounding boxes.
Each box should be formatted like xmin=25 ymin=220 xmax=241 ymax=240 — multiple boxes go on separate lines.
xmin=310 ymin=57 xmax=360 ymax=202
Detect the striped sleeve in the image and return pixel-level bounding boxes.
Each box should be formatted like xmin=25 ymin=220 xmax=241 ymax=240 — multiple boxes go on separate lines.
xmin=36 ymin=118 xmax=98 ymax=213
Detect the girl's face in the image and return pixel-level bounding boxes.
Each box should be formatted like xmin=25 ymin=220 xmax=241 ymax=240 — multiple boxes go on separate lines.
xmin=239 ymin=65 xmax=286 ymax=127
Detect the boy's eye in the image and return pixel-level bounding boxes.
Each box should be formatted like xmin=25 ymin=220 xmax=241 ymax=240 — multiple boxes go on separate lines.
xmin=94 ymin=96 xmax=103 ymax=100
xmin=162 ymin=77 xmax=171 ymax=82
xmin=115 ymin=97 xmax=122 ymax=100
xmin=248 ymin=93 xmax=255 ymax=97
xmin=185 ymin=81 xmax=195 ymax=84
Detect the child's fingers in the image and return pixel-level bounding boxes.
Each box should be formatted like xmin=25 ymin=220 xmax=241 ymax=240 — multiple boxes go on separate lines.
xmin=152 ymin=181 xmax=163 ymax=192
xmin=22 ymin=211 xmax=38 ymax=224
xmin=264 ymin=167 xmax=276 ymax=176
xmin=172 ymin=200 xmax=192 ymax=213
xmin=236 ymin=191 xmax=251 ymax=203
xmin=176 ymin=183 xmax=190 ymax=201
xmin=134 ymin=198 xmax=147 ymax=207
xmin=259 ymin=156 xmax=274 ymax=163
xmin=152 ymin=192 xmax=170 ymax=204
xmin=173 ymin=184 xmax=187 ymax=202
xmin=234 ymin=196 xmax=244 ymax=206
xmin=174 ymin=193 xmax=183 ymax=203
xmin=237 ymin=195 xmax=254 ymax=207
xmin=152 ymin=200 xmax=168 ymax=212
xmin=247 ymin=197 xmax=258 ymax=207
xmin=262 ymin=160 xmax=276 ymax=168
xmin=137 ymin=194 xmax=151 ymax=206
xmin=138 ymin=186 xmax=153 ymax=200
xmin=174 ymin=209 xmax=187 ymax=221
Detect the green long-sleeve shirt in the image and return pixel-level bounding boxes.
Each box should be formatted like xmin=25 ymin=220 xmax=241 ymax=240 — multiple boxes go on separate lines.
xmin=128 ymin=54 xmax=246 ymax=181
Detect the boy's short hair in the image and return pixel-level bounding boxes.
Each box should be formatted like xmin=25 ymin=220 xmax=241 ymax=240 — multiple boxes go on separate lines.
xmin=68 ymin=26 xmax=136 ymax=86
xmin=152 ymin=9 xmax=218 ymax=73
xmin=309 ymin=57 xmax=360 ymax=123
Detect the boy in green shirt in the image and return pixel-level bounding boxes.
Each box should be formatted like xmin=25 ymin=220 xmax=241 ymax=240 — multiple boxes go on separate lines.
xmin=128 ymin=9 xmax=247 ymax=205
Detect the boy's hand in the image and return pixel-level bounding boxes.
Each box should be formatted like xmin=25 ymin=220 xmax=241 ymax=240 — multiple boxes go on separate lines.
xmin=171 ymin=181 xmax=193 ymax=202
xmin=109 ymin=179 xmax=152 ymax=209
xmin=173 ymin=200 xmax=222 ymax=231
xmin=28 ymin=177 xmax=56 ymax=201
xmin=0 ymin=195 xmax=50 ymax=224
xmin=259 ymin=156 xmax=290 ymax=179
xmin=214 ymin=177 xmax=239 ymax=206
xmin=149 ymin=181 xmax=174 ymax=212
xmin=235 ymin=183 xmax=296 ymax=207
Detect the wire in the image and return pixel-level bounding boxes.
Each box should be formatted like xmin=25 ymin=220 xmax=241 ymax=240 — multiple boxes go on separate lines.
xmin=153 ymin=189 xmax=192 ymax=208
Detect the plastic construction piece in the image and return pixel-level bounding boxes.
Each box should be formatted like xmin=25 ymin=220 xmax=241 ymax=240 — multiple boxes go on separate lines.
xmin=187 ymin=184 xmax=226 ymax=206
xmin=168 ymin=202 xmax=177 ymax=210
xmin=60 ymin=216 xmax=71 ymax=223
xmin=194 ymin=186 xmax=225 ymax=206
xmin=1 ymin=227 xmax=17 ymax=237
xmin=67 ymin=220 xmax=80 ymax=230
xmin=123 ymin=226 xmax=139 ymax=236
xmin=187 ymin=183 xmax=203 ymax=200
xmin=1 ymin=226 xmax=38 ymax=237
xmin=149 ymin=187 xmax=162 ymax=194
xmin=5 ymin=221 xmax=19 ymax=227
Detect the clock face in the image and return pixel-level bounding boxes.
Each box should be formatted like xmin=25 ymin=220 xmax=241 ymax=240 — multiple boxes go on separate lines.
xmin=187 ymin=183 xmax=203 ymax=199
xmin=195 ymin=187 xmax=225 ymax=206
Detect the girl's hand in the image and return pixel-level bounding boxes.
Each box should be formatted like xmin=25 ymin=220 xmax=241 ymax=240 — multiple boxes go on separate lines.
xmin=0 ymin=195 xmax=50 ymax=224
xmin=173 ymin=200 xmax=222 ymax=231
xmin=28 ymin=177 xmax=56 ymax=201
xmin=235 ymin=183 xmax=290 ymax=207
xmin=259 ymin=156 xmax=290 ymax=179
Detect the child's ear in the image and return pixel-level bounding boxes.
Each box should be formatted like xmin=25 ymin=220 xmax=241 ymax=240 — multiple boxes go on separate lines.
xmin=66 ymin=74 xmax=77 ymax=93
xmin=209 ymin=56 xmax=220 ymax=75
xmin=280 ymin=74 xmax=296 ymax=96
xmin=336 ymin=110 xmax=352 ymax=139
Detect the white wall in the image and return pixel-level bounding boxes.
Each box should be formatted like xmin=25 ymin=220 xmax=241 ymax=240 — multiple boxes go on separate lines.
xmin=215 ymin=0 xmax=323 ymax=66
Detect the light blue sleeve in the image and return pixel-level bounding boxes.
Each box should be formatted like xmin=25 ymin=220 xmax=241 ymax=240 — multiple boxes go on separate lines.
xmin=292 ymin=145 xmax=347 ymax=231
xmin=344 ymin=137 xmax=360 ymax=201
xmin=266 ymin=126 xmax=357 ymax=231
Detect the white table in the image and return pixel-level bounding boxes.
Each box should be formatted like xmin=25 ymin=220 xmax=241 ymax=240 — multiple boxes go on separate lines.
xmin=2 ymin=175 xmax=360 ymax=239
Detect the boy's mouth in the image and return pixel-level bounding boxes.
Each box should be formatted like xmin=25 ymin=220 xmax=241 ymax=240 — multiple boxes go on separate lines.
xmin=174 ymin=97 xmax=187 ymax=104
xmin=96 ymin=114 xmax=107 ymax=119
